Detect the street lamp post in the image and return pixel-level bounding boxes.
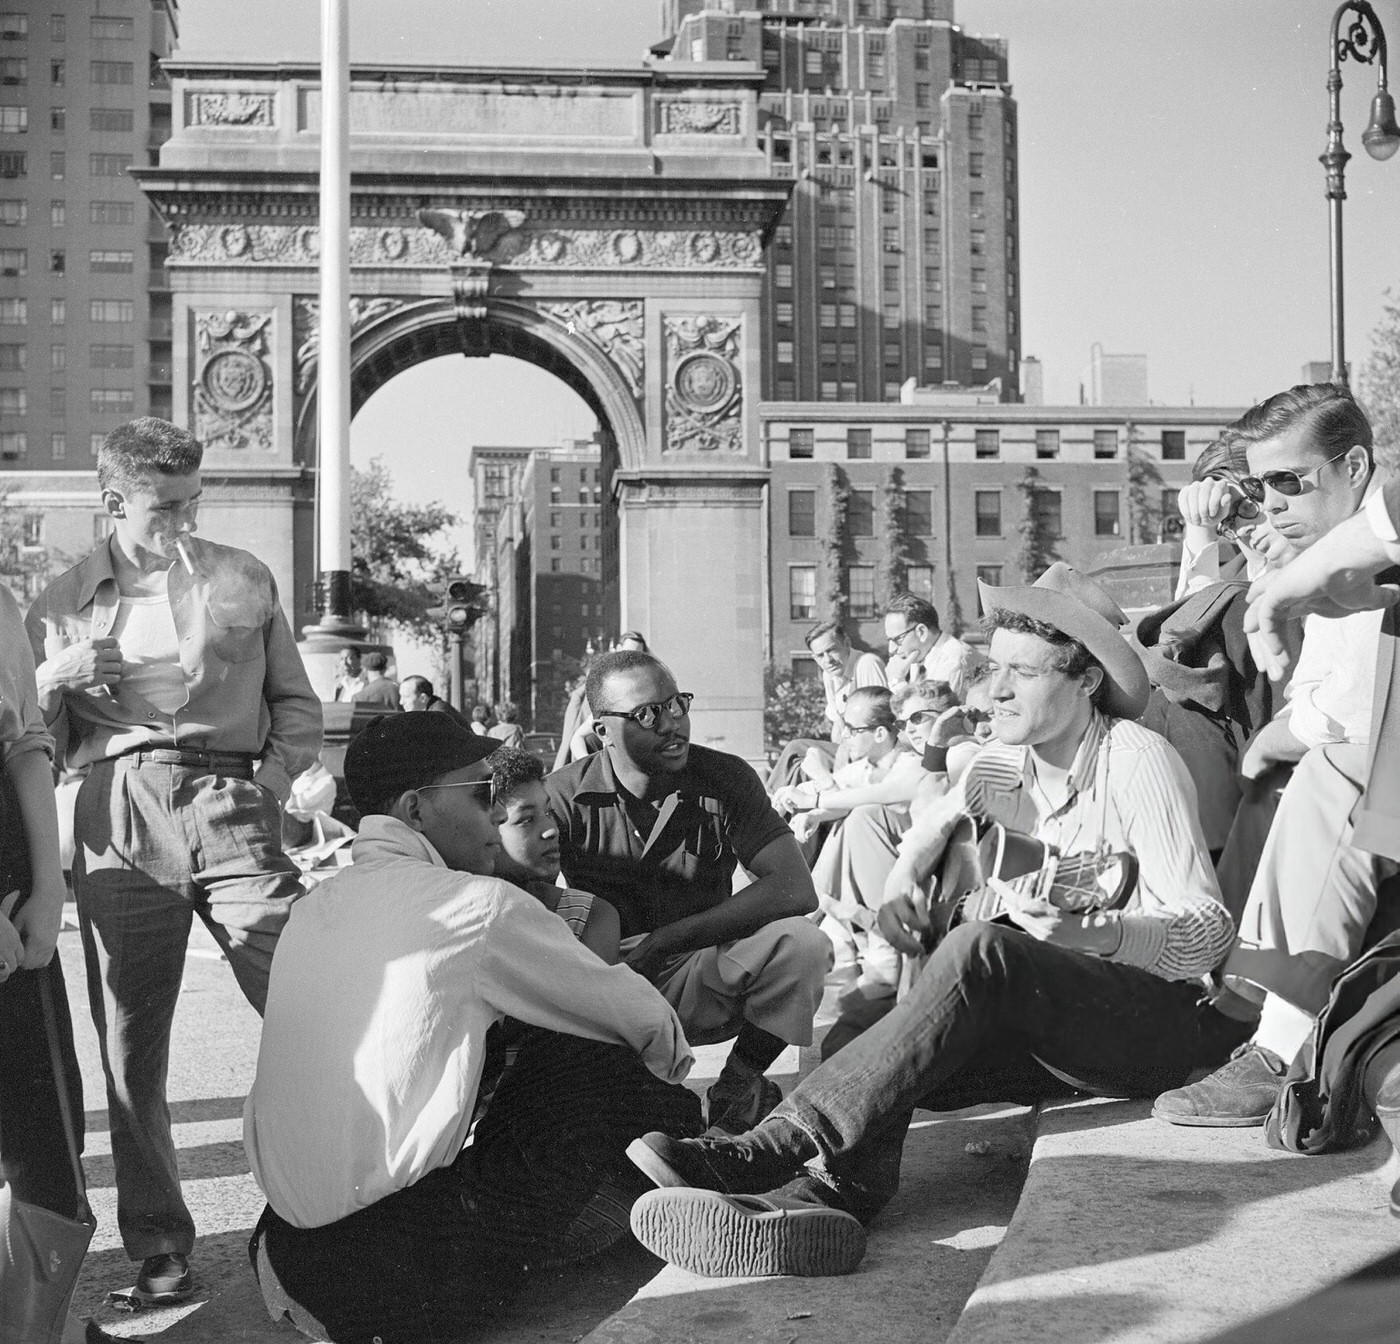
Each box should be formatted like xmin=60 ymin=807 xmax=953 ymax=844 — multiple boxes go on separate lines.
xmin=1322 ymin=1 xmax=1400 ymax=387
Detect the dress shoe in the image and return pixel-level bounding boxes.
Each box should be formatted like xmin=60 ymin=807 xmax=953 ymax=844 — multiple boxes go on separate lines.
xmin=133 ymin=1251 xmax=193 ymax=1302
xmin=1151 ymin=1043 xmax=1287 ymax=1127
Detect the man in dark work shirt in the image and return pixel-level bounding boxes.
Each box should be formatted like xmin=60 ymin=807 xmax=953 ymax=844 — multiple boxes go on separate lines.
xmin=545 ymin=651 xmax=827 ymax=1135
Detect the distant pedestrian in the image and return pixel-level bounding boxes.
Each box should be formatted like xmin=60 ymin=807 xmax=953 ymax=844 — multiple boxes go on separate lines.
xmin=352 ymin=650 xmax=400 ymax=710
xmin=470 ymin=703 xmax=491 ymax=736
xmin=488 ymin=702 xmax=525 ymax=750
xmin=332 ymin=647 xmax=366 ymax=702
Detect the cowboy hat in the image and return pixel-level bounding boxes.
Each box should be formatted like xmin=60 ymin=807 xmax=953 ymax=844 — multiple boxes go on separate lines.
xmin=977 ymin=562 xmax=1151 ymax=719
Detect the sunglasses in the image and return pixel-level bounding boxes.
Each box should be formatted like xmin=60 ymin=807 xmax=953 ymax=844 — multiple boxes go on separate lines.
xmin=596 ymin=691 xmax=694 ymax=732
xmin=842 ymin=719 xmax=884 ymax=735
xmin=1237 ymin=447 xmax=1351 ymax=503
xmin=897 ymin=709 xmax=941 ymax=727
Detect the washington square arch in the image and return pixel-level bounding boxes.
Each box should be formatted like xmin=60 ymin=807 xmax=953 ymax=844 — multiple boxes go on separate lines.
xmin=134 ymin=58 xmax=792 ymax=757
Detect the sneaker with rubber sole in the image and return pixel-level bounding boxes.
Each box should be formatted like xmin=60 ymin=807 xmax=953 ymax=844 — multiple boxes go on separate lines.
xmin=630 ymin=1188 xmax=866 ymax=1278
xmin=134 ymin=1251 xmax=193 ymax=1303
xmin=1151 ymin=1043 xmax=1287 ymax=1128
xmin=627 ymin=1130 xmax=801 ymax=1196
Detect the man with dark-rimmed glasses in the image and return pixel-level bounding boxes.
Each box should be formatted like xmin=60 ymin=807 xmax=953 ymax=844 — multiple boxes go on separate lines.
xmin=545 ymin=650 xmax=828 ymax=1136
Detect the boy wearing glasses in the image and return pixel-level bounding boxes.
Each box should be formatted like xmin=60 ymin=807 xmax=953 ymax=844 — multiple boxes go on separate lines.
xmin=545 ymin=650 xmax=829 ymax=1136
xmin=1156 ymin=383 xmax=1399 ymax=1127
xmin=244 ymin=713 xmax=699 ymax=1343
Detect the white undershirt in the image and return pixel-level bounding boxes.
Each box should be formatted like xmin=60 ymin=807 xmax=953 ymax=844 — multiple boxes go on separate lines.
xmin=112 ymin=588 xmax=186 ymax=716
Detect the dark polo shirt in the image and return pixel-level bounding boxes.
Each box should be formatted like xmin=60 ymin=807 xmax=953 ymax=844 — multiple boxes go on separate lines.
xmin=543 ymin=744 xmax=791 ymax=941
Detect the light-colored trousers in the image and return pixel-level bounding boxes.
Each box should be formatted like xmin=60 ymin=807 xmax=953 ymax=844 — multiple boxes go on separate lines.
xmin=1224 ymin=743 xmax=1398 ymax=1015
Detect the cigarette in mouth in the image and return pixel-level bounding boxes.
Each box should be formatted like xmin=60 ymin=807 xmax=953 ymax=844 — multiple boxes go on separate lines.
xmin=175 ymin=535 xmax=195 ymax=576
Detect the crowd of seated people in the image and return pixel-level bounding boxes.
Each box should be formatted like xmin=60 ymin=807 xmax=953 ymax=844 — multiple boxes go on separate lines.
xmin=14 ymin=388 xmax=1400 ymax=1344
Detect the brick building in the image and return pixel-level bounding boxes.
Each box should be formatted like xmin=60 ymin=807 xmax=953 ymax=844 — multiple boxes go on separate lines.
xmin=0 ymin=1 xmax=177 ymax=597
xmin=661 ymin=0 xmax=1017 ymax=402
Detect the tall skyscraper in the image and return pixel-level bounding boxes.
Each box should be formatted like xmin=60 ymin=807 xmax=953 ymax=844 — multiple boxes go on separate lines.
xmin=660 ymin=0 xmax=1018 ymax=402
xmin=0 ymin=0 xmax=177 ymax=589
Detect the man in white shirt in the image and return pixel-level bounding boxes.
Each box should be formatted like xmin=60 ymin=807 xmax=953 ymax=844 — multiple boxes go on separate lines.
xmin=883 ymin=592 xmax=983 ymax=697
xmin=244 ymin=713 xmax=700 ymax=1342
xmin=623 ymin=565 xmax=1243 ymax=1278
xmin=1155 ymin=382 xmax=1398 ymax=1128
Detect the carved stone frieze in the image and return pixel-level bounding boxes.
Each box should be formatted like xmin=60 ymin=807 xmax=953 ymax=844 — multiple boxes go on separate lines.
xmin=540 ymin=300 xmax=644 ymax=399
xmin=193 ymin=310 xmax=274 ymax=454
xmin=656 ymin=101 xmax=742 ymax=136
xmin=293 ymin=296 xmax=411 ymax=394
xmin=417 ymin=208 xmax=528 ymax=263
xmin=186 ymin=90 xmax=276 ymax=127
xmin=662 ymin=316 xmax=743 ymax=455
xmin=166 ymin=222 xmax=766 ymax=271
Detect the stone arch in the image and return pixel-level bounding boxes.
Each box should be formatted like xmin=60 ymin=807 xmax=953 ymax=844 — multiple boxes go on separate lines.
xmin=292 ymin=297 xmax=646 ymax=473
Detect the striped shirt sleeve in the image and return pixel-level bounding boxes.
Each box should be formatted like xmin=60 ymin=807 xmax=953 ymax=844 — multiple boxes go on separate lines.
xmin=1104 ymin=725 xmax=1235 ymax=981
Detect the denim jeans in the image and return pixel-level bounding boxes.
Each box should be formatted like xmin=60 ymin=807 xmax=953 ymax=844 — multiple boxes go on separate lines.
xmin=771 ymin=921 xmax=1251 ymax=1223
xmin=252 ymin=1029 xmax=704 ymax=1344
xmin=73 ymin=757 xmax=302 ymax=1260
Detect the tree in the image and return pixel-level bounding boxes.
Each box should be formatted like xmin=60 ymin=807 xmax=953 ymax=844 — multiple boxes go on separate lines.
xmin=817 ymin=463 xmax=849 ymax=622
xmin=877 ymin=466 xmax=909 ymax=608
xmin=1010 ymin=465 xmax=1060 ymax=583
xmin=1126 ymin=442 xmax=1164 ymax=544
xmin=1360 ymin=289 xmax=1400 ymax=474
xmin=349 ymin=457 xmax=463 ymax=642
xmin=0 ymin=492 xmax=66 ymax=607
xmin=763 ymin=665 xmax=828 ymax=754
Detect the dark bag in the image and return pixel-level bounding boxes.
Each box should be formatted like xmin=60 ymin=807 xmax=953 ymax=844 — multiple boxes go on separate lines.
xmin=0 ymin=974 xmax=96 ymax=1344
xmin=1266 ymin=929 xmax=1400 ymax=1155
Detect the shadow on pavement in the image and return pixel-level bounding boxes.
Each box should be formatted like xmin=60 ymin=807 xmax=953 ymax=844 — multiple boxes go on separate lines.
xmin=84 ymin=1095 xmax=250 ymax=1133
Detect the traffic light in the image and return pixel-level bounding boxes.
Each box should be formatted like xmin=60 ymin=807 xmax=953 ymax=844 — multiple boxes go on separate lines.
xmin=438 ymin=575 xmax=490 ymax=635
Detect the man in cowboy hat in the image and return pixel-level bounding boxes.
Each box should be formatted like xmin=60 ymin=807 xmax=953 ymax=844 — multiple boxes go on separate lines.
xmin=620 ymin=565 xmax=1247 ymax=1279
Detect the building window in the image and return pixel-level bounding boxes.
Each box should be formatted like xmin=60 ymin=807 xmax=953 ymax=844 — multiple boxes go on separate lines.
xmin=907 ymin=564 xmax=935 ymax=600
xmin=1161 ymin=429 xmax=1186 ymax=460
xmin=90 ymin=200 xmax=133 ymax=224
xmin=788 ymin=488 xmax=815 ymax=537
xmin=905 ymin=489 xmax=933 ymax=536
xmin=0 ymin=13 xmax=26 ymax=38
xmin=0 ymin=340 xmax=20 ymax=369
xmin=90 ymin=343 xmax=133 ymax=368
xmin=0 ymin=387 xmax=26 ymax=414
xmin=0 ymin=149 xmax=25 ymax=176
xmin=0 ymin=430 xmax=23 ymax=459
xmin=90 ymin=388 xmax=134 ymax=413
xmin=550 ymin=557 xmax=561 ymax=573
xmin=48 ymin=386 xmax=61 ymax=414
xmin=848 ymin=565 xmax=876 ymax=617
xmin=882 ymin=264 xmax=899 ymax=291
xmin=790 ymin=565 xmax=816 ymax=620
xmin=775 ymin=300 xmax=793 ymax=325
xmin=974 ymin=490 xmax=1001 ymax=537
xmin=0 ymin=105 xmax=26 ymax=133
xmin=971 ymin=305 xmax=987 ymax=334
xmin=848 ymin=489 xmax=875 ymax=537
xmin=775 ymin=263 xmax=793 ymax=288
xmin=0 ymin=57 xmax=25 ymax=86
xmin=968 ymin=151 xmax=984 ymax=177
xmin=49 ymin=297 xmax=63 ymax=324
xmin=48 ymin=150 xmax=62 ymax=179
xmin=1093 ymin=428 xmax=1118 ymax=459
xmin=89 ymin=153 xmax=131 ymax=177
xmin=976 ymin=563 xmax=1003 ymax=587
xmin=48 ymin=199 xmax=62 ymax=227
xmin=914 ymin=84 xmax=931 ymax=109
xmin=90 ymin=299 xmax=132 ymax=322
xmin=805 ymin=49 xmax=822 ymax=76
xmin=50 ymin=430 xmax=64 ymax=459
xmin=1034 ymin=490 xmax=1063 ymax=537
xmin=89 ymin=432 xmax=105 ymax=456
xmin=0 ymin=197 xmax=23 ymax=223
xmin=970 ymin=346 xmax=988 ymax=371
xmin=49 ymin=105 xmax=64 ymax=131
xmin=1094 ymin=490 xmax=1121 ymax=537
xmin=91 ymin=16 xmax=134 ymax=40
xmin=789 ymin=428 xmax=814 ymax=459
xmin=48 ymin=248 xmax=62 ymax=273
xmin=974 ymin=427 xmax=1000 ymax=459
xmin=1035 ymin=429 xmax=1060 ymax=459
xmin=90 ymin=61 xmax=134 ymax=85
xmin=50 ymin=60 xmax=63 ymax=87
xmin=969 ymin=229 xmax=984 ymax=255
xmin=0 ymin=245 xmax=24 ymax=273
xmin=49 ymin=343 xmax=63 ymax=371
xmin=776 ymin=339 xmax=794 ymax=365
xmin=847 ymin=428 xmax=872 ymax=460
xmin=90 ymin=107 xmax=134 ymax=132
xmin=905 ymin=428 xmax=930 ymax=459
xmin=0 ymin=296 xmax=25 ymax=323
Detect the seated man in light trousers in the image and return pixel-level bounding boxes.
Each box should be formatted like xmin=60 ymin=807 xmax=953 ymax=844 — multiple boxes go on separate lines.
xmin=621 ymin=566 xmax=1248 ymax=1278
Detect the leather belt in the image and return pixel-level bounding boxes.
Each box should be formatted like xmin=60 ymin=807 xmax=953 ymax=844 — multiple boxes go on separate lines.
xmin=115 ymin=748 xmax=256 ymax=778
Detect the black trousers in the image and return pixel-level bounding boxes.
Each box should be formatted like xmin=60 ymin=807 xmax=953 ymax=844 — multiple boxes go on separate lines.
xmin=252 ymin=1028 xmax=703 ymax=1344
xmin=0 ymin=955 xmax=86 ymax=1219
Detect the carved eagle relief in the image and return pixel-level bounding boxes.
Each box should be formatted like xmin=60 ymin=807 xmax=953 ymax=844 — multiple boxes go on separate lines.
xmin=416 ymin=208 xmax=527 ymax=262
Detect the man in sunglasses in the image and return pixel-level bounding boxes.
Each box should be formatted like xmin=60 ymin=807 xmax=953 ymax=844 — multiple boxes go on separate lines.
xmin=1156 ymin=382 xmax=1399 ymax=1128
xmin=545 ymin=650 xmax=828 ymax=1136
xmin=245 ymin=712 xmax=699 ymax=1341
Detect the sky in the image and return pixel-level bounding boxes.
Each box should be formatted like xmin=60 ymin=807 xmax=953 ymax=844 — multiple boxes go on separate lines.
xmin=175 ymin=0 xmax=1400 ymax=529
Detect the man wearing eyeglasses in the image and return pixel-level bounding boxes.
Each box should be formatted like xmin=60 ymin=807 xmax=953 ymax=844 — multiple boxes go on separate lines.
xmin=245 ymin=712 xmax=700 ymax=1342
xmin=545 ymin=650 xmax=828 ymax=1137
xmin=883 ymin=591 xmax=983 ymax=697
xmin=1156 ymin=382 xmax=1400 ymax=1128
